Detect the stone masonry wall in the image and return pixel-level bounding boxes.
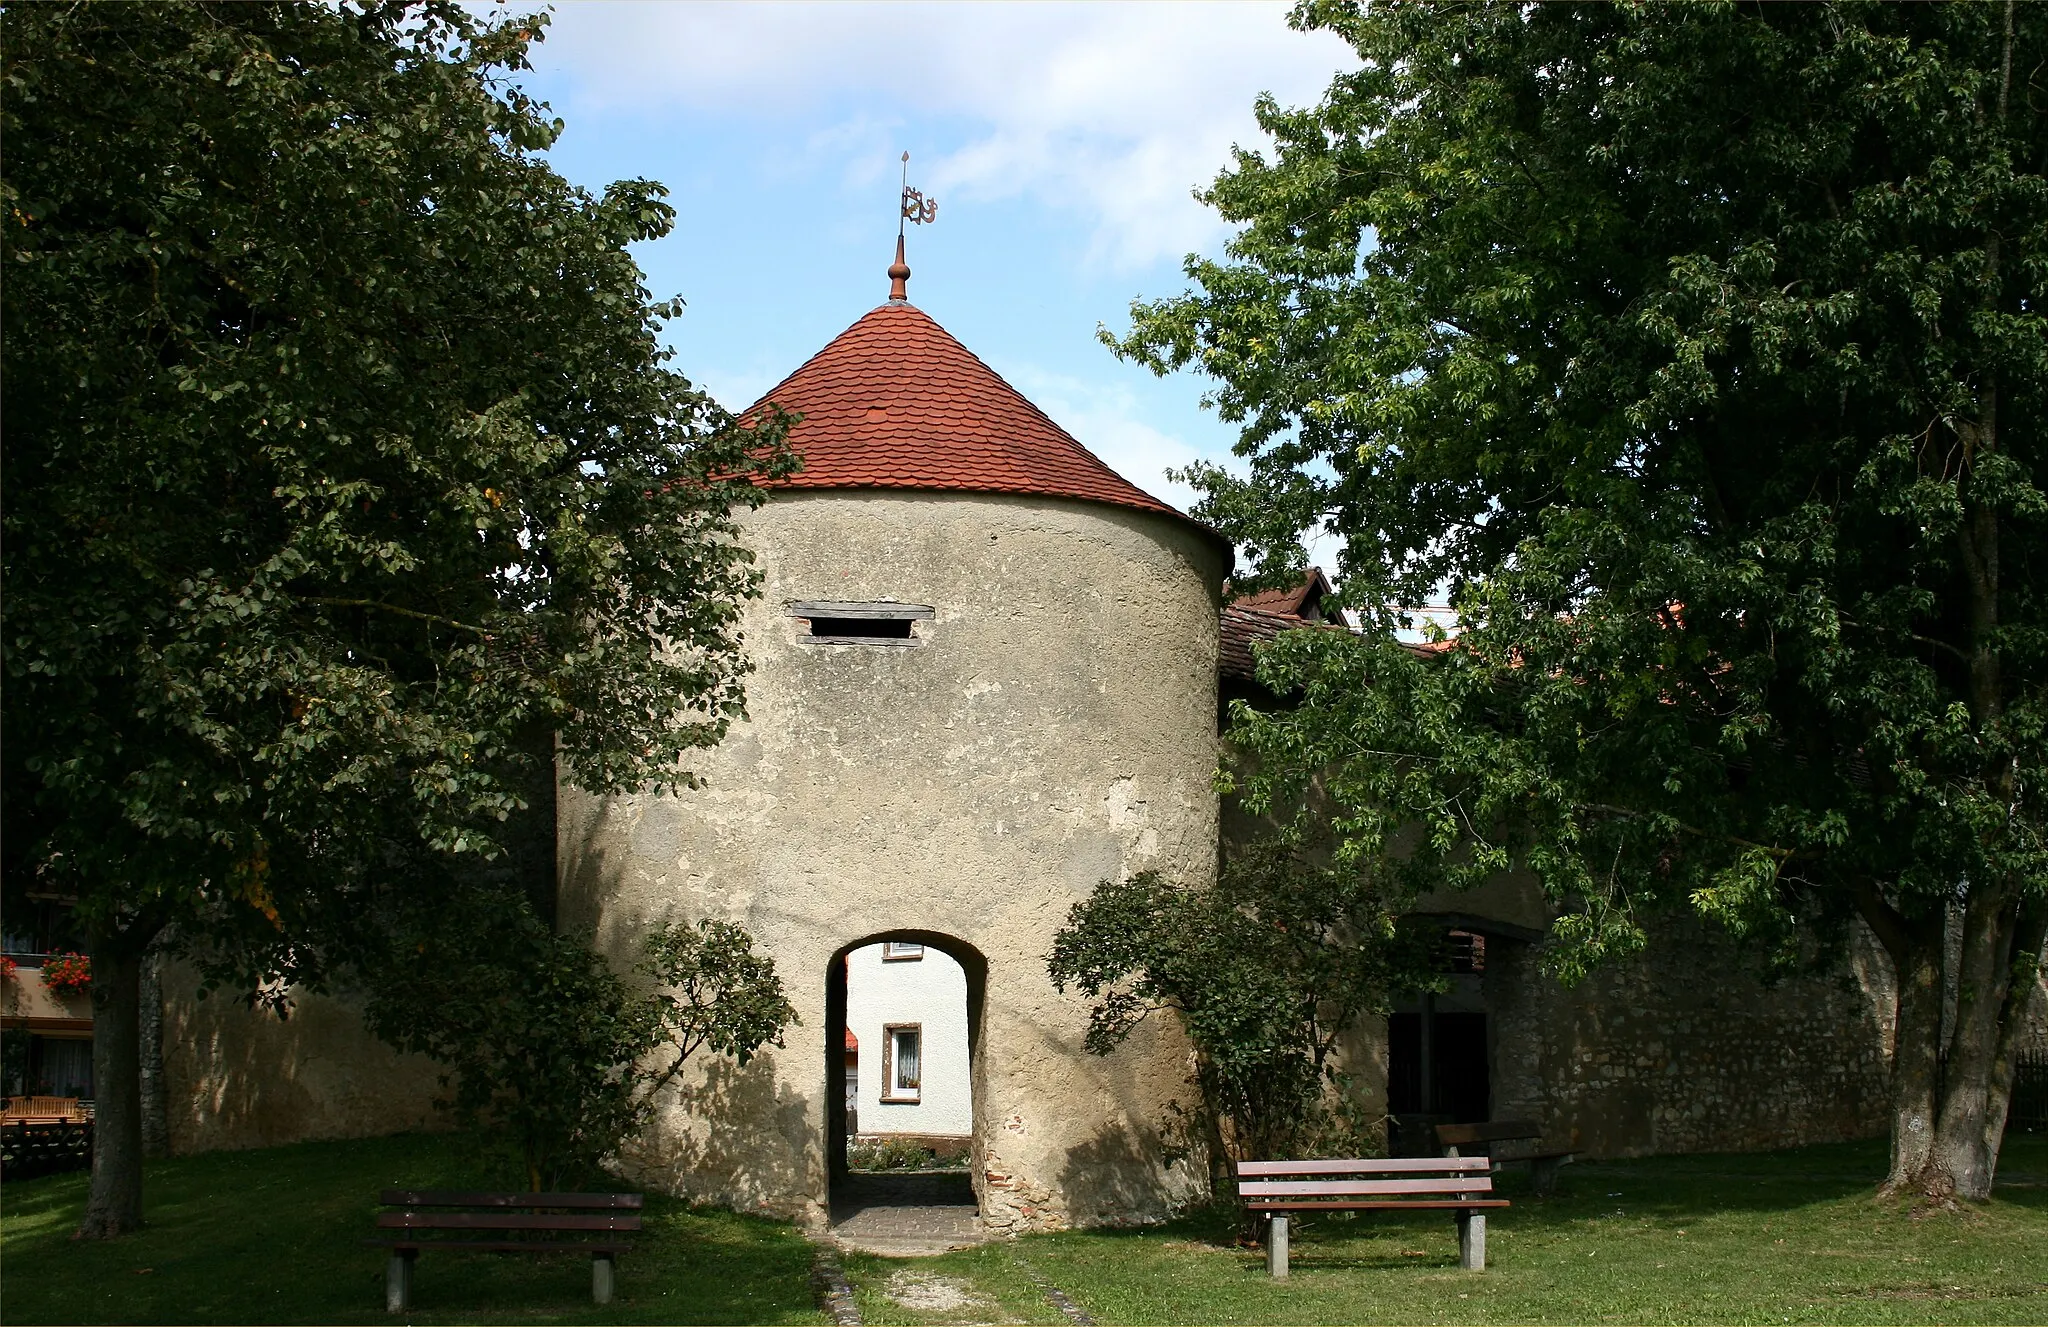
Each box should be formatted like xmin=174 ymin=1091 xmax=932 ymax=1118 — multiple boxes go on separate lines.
xmin=1486 ymin=914 xmax=1893 ymax=1158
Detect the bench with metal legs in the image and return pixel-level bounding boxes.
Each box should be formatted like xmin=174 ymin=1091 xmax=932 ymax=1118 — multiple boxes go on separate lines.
xmin=367 ymin=1189 xmax=642 ymax=1312
xmin=1238 ymin=1157 xmax=1508 ymax=1277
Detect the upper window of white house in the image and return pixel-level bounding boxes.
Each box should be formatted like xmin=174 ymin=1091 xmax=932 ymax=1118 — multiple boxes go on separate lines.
xmin=882 ymin=941 xmax=924 ymax=961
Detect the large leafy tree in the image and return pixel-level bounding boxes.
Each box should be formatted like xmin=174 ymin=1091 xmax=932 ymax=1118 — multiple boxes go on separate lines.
xmin=1115 ymin=0 xmax=2047 ymax=1202
xmin=3 ymin=2 xmax=790 ymax=1236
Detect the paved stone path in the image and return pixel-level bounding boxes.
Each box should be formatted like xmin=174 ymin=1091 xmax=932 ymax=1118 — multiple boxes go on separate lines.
xmin=830 ymin=1171 xmax=984 ymax=1257
xmin=820 ymin=1176 xmax=1096 ymax=1326
xmin=1014 ymin=1254 xmax=1096 ymax=1325
xmin=809 ymin=1242 xmax=863 ymax=1325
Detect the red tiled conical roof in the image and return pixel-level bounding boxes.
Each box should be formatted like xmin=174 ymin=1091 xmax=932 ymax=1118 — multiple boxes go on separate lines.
xmin=748 ymin=301 xmax=1213 ymax=536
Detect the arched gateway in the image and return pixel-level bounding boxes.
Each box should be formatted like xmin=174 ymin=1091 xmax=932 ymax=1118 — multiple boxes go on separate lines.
xmin=557 ymin=256 xmax=1232 ymax=1232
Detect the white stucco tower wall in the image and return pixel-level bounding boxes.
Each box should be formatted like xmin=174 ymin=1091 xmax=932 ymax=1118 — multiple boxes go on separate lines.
xmin=560 ymin=289 xmax=1230 ymax=1233
xmin=558 ymin=484 xmax=1228 ymax=1233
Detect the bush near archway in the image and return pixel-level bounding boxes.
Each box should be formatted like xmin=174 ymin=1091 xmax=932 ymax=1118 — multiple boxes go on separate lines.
xmin=1050 ymin=857 xmax=1439 ymax=1214
xmin=364 ymin=889 xmax=797 ymax=1192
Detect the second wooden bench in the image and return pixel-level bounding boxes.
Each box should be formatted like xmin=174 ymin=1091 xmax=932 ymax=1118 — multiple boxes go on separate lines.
xmin=1435 ymin=1120 xmax=1573 ymax=1196
xmin=1238 ymin=1157 xmax=1507 ymax=1277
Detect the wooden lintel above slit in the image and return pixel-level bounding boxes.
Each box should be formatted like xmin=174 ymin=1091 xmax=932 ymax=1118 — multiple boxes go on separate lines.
xmin=787 ymin=601 xmax=935 ymax=620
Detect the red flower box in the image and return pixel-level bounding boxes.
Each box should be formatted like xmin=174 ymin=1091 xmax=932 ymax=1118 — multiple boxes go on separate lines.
xmin=40 ymin=952 xmax=90 ymax=995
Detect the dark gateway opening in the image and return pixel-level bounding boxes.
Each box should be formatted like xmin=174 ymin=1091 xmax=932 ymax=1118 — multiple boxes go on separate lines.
xmin=1388 ymin=1009 xmax=1490 ymax=1125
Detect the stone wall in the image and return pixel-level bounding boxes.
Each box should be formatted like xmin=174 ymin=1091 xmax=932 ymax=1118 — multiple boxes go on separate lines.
xmin=1233 ymin=789 xmax=1902 ymax=1159
xmin=161 ymin=964 xmax=445 ymax=1154
xmin=1485 ymin=914 xmax=1894 ymax=1157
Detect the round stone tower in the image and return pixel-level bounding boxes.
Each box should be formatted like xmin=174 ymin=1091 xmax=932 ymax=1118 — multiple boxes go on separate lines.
xmin=558 ymin=260 xmax=1231 ymax=1233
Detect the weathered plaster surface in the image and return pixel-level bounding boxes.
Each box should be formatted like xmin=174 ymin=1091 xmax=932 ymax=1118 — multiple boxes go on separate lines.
xmin=1 ymin=966 xmax=94 ymax=1028
xmin=1412 ymin=870 xmax=1553 ymax=936
xmin=160 ymin=963 xmax=445 ymax=1154
xmin=563 ymin=491 xmax=1228 ymax=1231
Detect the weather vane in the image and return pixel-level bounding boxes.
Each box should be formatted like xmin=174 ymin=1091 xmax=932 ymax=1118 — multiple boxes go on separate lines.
xmin=889 ymin=152 xmax=937 ymax=301
xmin=901 ymin=154 xmax=937 ymax=237
xmin=899 ymin=151 xmax=938 ymax=235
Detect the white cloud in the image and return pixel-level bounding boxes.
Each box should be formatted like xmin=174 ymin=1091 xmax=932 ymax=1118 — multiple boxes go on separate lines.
xmin=1003 ymin=364 xmax=1240 ymax=516
xmin=520 ymin=1 xmax=1355 ymax=269
xmin=1003 ymin=364 xmax=1348 ymax=581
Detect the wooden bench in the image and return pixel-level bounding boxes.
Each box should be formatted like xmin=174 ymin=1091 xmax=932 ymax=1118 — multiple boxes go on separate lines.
xmin=368 ymin=1189 xmax=642 ymax=1312
xmin=1238 ymin=1157 xmax=1507 ymax=1277
xmin=1 ymin=1095 xmax=90 ymax=1123
xmin=1435 ymin=1120 xmax=1573 ymax=1196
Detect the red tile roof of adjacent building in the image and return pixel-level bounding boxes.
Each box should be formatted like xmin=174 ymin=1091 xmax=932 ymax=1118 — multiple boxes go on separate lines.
xmin=747 ymin=300 xmax=1222 ymax=545
xmin=1220 ymin=603 xmax=1451 ymax=683
xmin=1223 ymin=570 xmax=1342 ymax=682
xmin=1220 ymin=603 xmax=1308 ymax=681
xmin=1230 ymin=567 xmax=1336 ymax=620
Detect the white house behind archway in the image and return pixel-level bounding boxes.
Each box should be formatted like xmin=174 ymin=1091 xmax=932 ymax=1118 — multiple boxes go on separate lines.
xmin=845 ymin=941 xmax=972 ymax=1146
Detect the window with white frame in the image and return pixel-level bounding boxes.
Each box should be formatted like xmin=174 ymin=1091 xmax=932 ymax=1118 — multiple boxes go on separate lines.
xmin=882 ymin=941 xmax=924 ymax=961
xmin=882 ymin=1023 xmax=921 ymax=1102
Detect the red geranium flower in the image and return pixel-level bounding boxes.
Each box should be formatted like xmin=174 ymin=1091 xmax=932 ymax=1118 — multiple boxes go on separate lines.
xmin=40 ymin=952 xmax=91 ymax=995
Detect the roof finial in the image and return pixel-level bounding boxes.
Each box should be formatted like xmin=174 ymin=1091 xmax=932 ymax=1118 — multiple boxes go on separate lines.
xmin=891 ymin=151 xmax=937 ymax=302
xmin=889 ymin=235 xmax=910 ymax=302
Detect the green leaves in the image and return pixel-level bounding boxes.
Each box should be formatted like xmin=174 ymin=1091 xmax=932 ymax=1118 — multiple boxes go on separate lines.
xmin=2 ymin=2 xmax=791 ymax=987
xmin=1112 ymin=0 xmax=2047 ymax=988
xmin=1050 ymin=861 xmax=1434 ymax=1166
xmin=639 ymin=919 xmax=800 ymax=1070
xmin=362 ymin=889 xmax=796 ymax=1191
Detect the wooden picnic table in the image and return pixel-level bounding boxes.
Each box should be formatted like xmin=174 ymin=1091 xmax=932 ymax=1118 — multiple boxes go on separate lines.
xmin=1 ymin=1095 xmax=91 ymax=1123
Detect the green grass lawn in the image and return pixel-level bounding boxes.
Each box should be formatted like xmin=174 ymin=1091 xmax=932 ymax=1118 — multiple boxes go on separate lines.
xmin=842 ymin=1135 xmax=2048 ymax=1327
xmin=4 ymin=1131 xmax=2045 ymax=1325
xmin=0 ymin=1131 xmax=824 ymax=1325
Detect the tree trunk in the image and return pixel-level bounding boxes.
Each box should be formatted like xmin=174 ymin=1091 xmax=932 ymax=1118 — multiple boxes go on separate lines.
xmin=1882 ymin=0 xmax=2036 ymax=1207
xmin=1881 ymin=932 xmax=1943 ymax=1192
xmin=1866 ymin=888 xmax=2046 ymax=1205
xmin=1981 ymin=901 xmax=2048 ymax=1169
xmin=76 ymin=934 xmax=146 ymax=1238
xmin=1929 ymin=886 xmax=2017 ymax=1199
xmin=139 ymin=949 xmax=170 ymax=1160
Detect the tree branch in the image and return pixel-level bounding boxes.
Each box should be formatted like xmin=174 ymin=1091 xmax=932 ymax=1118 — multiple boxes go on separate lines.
xmin=1577 ymin=803 xmax=1813 ymax=861
xmin=301 ymin=597 xmax=494 ymax=637
xmin=1838 ymin=614 xmax=1972 ymax=665
xmin=1851 ymin=878 xmax=1914 ymax=968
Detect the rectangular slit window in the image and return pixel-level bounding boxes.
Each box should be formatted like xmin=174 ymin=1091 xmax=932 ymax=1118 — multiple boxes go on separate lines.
xmin=789 ymin=601 xmax=934 ymax=648
xmin=810 ymin=617 xmax=912 ymax=639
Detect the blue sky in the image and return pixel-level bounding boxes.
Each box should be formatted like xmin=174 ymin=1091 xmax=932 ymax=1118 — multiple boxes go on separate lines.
xmin=501 ymin=1 xmax=1356 ymax=521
